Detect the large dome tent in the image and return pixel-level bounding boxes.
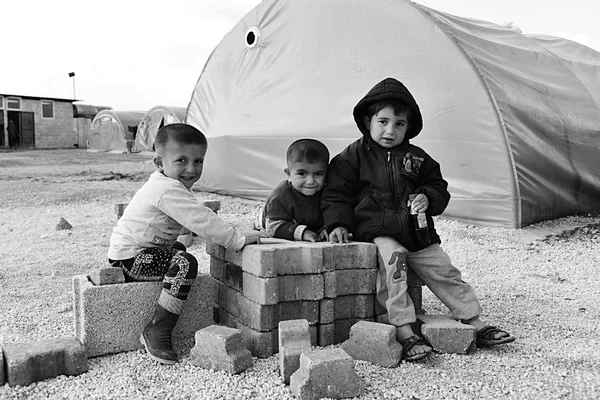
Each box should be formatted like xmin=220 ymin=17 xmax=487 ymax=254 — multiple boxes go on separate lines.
xmin=88 ymin=110 xmax=146 ymax=152
xmin=136 ymin=106 xmax=187 ymax=152
xmin=186 ymin=0 xmax=600 ymax=228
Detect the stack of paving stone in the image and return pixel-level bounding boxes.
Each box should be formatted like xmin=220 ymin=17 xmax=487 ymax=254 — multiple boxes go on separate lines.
xmin=209 ymin=239 xmax=386 ymax=357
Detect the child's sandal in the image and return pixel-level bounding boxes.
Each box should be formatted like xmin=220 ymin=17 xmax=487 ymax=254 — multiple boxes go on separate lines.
xmin=399 ymin=335 xmax=432 ymax=361
xmin=476 ymin=325 xmax=516 ymax=347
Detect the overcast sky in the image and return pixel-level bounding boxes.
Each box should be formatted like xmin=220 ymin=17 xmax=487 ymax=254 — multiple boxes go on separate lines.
xmin=2 ymin=0 xmax=597 ymax=110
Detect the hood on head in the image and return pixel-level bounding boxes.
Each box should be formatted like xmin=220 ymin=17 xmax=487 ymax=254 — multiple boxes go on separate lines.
xmin=353 ymin=77 xmax=423 ymax=141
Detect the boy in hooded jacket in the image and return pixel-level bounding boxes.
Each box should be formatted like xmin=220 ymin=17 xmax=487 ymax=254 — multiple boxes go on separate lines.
xmin=322 ymin=78 xmax=515 ymax=361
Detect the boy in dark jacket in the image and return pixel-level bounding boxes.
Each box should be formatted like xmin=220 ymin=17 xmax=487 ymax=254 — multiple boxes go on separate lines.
xmin=322 ymin=78 xmax=514 ymax=361
xmin=254 ymin=138 xmax=329 ymax=242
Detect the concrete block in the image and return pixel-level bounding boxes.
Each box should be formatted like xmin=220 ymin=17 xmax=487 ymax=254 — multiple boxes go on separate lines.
xmin=88 ymin=267 xmax=125 ymax=286
xmin=290 ymin=348 xmax=363 ymax=400
xmin=322 ymin=242 xmax=378 ymax=270
xmin=215 ymin=282 xmax=319 ymax=331
xmin=278 ymin=274 xmax=324 ymax=301
xmin=72 ymin=273 xmax=214 ymax=357
xmin=189 ymin=325 xmax=252 ymax=374
xmin=319 ymin=294 xmax=375 ymax=324
xmin=206 ymin=241 xmax=225 ymax=260
xmin=417 ymin=315 xmax=476 ymax=354
xmin=317 ymin=317 xmax=374 ymax=347
xmin=341 ymin=321 xmax=402 ymax=367
xmin=279 ymin=319 xmax=312 ymax=385
xmin=2 ymin=337 xmax=88 ymax=387
xmin=323 ymin=268 xmax=377 ymax=298
xmin=217 ymin=308 xmax=317 ymax=358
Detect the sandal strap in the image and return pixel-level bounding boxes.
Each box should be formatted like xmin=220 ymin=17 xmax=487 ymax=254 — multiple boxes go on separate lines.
xmin=399 ymin=335 xmax=425 ymax=351
xmin=477 ymin=325 xmax=507 ymax=340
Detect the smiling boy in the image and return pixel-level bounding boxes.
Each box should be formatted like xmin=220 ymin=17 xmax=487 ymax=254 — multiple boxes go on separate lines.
xmin=254 ymin=138 xmax=330 ymax=242
xmin=108 ymin=123 xmax=264 ymax=365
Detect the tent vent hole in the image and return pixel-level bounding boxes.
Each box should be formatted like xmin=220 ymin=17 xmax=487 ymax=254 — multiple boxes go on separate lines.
xmin=245 ymin=27 xmax=260 ymax=48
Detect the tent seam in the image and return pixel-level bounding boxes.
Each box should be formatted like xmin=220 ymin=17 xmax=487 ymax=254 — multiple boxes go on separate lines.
xmin=409 ymin=2 xmax=522 ymax=228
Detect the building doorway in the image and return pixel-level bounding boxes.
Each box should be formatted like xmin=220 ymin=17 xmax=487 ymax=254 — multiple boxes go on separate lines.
xmin=7 ymin=111 xmax=35 ymax=148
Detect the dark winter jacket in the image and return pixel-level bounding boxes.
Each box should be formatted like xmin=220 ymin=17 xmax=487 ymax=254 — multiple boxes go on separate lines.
xmin=260 ymin=180 xmax=324 ymax=241
xmin=321 ymin=78 xmax=450 ymax=251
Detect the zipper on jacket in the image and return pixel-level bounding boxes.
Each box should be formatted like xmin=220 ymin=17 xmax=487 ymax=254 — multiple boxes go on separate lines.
xmin=387 ymin=151 xmax=399 ymax=211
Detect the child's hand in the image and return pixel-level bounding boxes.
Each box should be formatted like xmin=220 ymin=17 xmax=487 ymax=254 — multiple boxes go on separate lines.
xmin=408 ymin=193 xmax=429 ymax=213
xmin=242 ymin=231 xmax=269 ymax=246
xmin=329 ymin=227 xmax=350 ymax=243
xmin=302 ymin=229 xmax=319 ymax=243
xmin=317 ymin=228 xmax=328 ymax=242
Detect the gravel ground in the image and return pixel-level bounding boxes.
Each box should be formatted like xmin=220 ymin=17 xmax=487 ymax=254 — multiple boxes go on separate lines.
xmin=1 ymin=149 xmax=599 ymax=400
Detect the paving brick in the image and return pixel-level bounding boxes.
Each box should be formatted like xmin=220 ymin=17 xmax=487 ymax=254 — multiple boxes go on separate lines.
xmin=88 ymin=267 xmax=125 ymax=286
xmin=240 ymin=244 xmax=326 ymax=277
xmin=206 ymin=241 xmax=225 ymax=260
xmin=73 ymin=273 xmax=213 ymax=357
xmin=2 ymin=337 xmax=88 ymax=387
xmin=323 ymin=268 xmax=377 ymax=298
xmin=319 ymin=294 xmax=375 ymax=324
xmin=417 ymin=315 xmax=476 ymax=354
xmin=217 ymin=308 xmax=317 ymax=357
xmin=215 ymin=282 xmax=319 ymax=331
xmin=290 ymin=348 xmax=363 ymax=400
xmin=322 ymin=242 xmax=378 ymax=270
xmin=341 ymin=321 xmax=402 ymax=367
xmin=278 ymin=274 xmax=324 ymax=301
xmin=189 ymin=325 xmax=252 ymax=374
xmin=318 ymin=317 xmax=374 ymax=347
xmin=279 ymin=319 xmax=312 ymax=385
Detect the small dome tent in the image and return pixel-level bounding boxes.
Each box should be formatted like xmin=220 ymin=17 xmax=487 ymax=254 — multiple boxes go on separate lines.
xmin=136 ymin=106 xmax=186 ymax=151
xmin=186 ymin=0 xmax=600 ymax=228
xmin=88 ymin=110 xmax=146 ymax=152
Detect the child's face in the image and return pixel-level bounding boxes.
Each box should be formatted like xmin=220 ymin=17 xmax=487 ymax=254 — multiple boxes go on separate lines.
xmin=285 ymin=160 xmax=327 ymax=196
xmin=154 ymin=140 xmax=207 ymax=189
xmin=365 ymin=106 xmax=409 ymax=149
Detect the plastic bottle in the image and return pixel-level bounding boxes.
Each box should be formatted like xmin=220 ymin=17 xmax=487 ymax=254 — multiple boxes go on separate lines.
xmin=408 ymin=194 xmax=430 ymax=247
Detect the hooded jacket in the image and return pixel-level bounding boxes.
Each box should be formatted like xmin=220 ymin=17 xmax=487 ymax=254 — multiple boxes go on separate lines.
xmin=321 ymin=78 xmax=450 ymax=251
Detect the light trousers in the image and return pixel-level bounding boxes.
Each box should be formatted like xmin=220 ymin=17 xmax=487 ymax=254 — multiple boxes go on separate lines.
xmin=374 ymin=236 xmax=482 ymax=327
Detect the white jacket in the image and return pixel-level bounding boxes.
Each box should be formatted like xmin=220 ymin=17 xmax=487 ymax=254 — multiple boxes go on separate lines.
xmin=108 ymin=171 xmax=245 ymax=260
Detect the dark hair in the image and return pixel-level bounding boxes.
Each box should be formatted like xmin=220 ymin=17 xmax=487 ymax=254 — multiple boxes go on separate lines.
xmin=286 ymin=138 xmax=329 ymax=165
xmin=366 ymin=101 xmax=412 ymax=121
xmin=154 ymin=123 xmax=207 ymax=150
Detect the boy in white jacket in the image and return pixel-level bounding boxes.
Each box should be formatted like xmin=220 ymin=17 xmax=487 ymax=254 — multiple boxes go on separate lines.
xmin=108 ymin=123 xmax=264 ymax=364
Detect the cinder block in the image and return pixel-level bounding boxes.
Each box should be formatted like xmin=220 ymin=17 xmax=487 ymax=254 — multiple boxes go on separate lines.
xmin=323 ymin=269 xmax=377 ymax=298
xmin=290 ymin=348 xmax=363 ymax=400
xmin=218 ymin=308 xmax=317 ymax=357
xmin=72 ymin=273 xmax=214 ymax=357
xmin=2 ymin=337 xmax=88 ymax=387
xmin=319 ymin=294 xmax=375 ymax=324
xmin=278 ymin=274 xmax=324 ymax=301
xmin=89 ymin=267 xmax=125 ymax=286
xmin=318 ymin=317 xmax=374 ymax=347
xmin=206 ymin=241 xmax=225 ymax=260
xmin=322 ymin=242 xmax=378 ymax=270
xmin=417 ymin=315 xmax=476 ymax=354
xmin=216 ymin=282 xmax=319 ymax=331
xmin=279 ymin=319 xmax=312 ymax=385
xmin=189 ymin=325 xmax=252 ymax=374
xmin=341 ymin=321 xmax=402 ymax=367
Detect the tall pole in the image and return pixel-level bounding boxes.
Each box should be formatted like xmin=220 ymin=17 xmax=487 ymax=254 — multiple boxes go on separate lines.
xmin=68 ymin=72 xmax=76 ymax=99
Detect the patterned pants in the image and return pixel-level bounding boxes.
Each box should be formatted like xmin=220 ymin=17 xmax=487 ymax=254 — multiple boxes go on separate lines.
xmin=109 ymin=242 xmax=198 ymax=314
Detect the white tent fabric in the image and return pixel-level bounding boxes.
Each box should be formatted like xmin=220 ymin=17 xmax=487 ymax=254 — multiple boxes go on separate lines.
xmin=186 ymin=0 xmax=600 ymax=228
xmin=136 ymin=106 xmax=187 ymax=151
xmin=88 ymin=110 xmax=146 ymax=152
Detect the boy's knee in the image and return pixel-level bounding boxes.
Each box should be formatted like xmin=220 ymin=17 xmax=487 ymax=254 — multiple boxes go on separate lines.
xmin=180 ymin=252 xmax=198 ymax=277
